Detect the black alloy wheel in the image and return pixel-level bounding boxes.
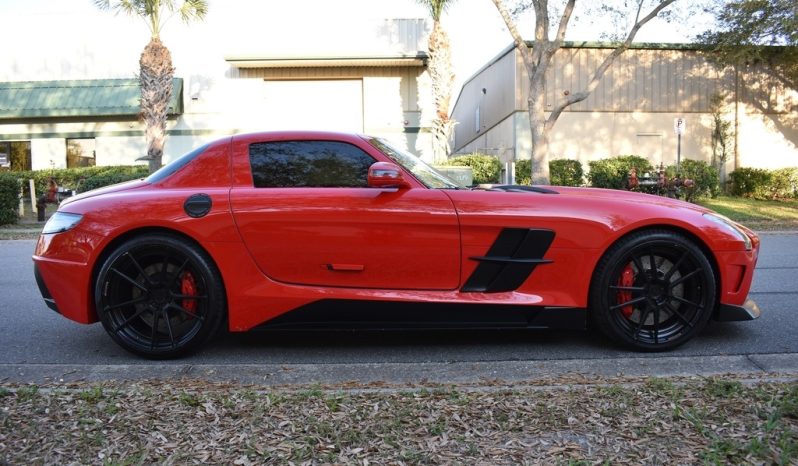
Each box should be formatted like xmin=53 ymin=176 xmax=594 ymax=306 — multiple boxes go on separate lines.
xmin=589 ymin=230 xmax=716 ymax=351
xmin=95 ymin=234 xmax=226 ymax=359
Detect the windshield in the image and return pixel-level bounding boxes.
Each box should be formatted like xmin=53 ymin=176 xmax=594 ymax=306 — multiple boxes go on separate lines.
xmin=367 ymin=138 xmax=459 ymax=189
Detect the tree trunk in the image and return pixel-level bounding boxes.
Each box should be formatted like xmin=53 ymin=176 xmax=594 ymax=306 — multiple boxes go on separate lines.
xmin=527 ymin=79 xmax=550 ymax=185
xmin=139 ymin=38 xmax=174 ymax=174
xmin=428 ymin=21 xmax=455 ymax=164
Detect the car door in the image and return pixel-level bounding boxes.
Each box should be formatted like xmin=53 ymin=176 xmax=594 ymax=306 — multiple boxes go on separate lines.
xmin=230 ymin=137 xmax=461 ymax=290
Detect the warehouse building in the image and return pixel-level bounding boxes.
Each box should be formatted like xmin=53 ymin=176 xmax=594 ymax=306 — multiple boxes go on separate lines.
xmin=451 ymin=42 xmax=797 ymax=174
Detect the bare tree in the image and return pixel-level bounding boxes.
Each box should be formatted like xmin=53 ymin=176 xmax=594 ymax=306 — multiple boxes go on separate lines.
xmin=491 ymin=0 xmax=677 ymax=184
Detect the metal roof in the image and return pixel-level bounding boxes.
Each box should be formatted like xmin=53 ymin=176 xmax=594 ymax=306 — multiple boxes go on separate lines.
xmin=224 ymin=53 xmax=428 ymax=68
xmin=0 ymin=78 xmax=183 ymax=119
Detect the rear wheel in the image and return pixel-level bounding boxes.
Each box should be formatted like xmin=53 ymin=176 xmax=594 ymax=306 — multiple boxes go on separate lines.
xmin=589 ymin=230 xmax=716 ymax=351
xmin=95 ymin=234 xmax=226 ymax=359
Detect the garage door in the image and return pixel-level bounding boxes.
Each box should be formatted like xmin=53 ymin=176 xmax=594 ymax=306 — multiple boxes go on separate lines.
xmin=262 ymin=80 xmax=363 ymax=132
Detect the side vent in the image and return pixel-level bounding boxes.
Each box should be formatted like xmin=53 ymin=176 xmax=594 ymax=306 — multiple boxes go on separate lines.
xmin=462 ymin=228 xmax=555 ymax=293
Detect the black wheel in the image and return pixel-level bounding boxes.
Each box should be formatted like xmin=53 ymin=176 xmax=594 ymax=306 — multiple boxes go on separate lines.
xmin=589 ymin=230 xmax=716 ymax=351
xmin=95 ymin=234 xmax=226 ymax=359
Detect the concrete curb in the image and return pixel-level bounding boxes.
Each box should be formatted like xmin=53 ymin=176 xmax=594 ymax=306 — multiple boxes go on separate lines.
xmin=2 ymin=353 xmax=796 ymax=387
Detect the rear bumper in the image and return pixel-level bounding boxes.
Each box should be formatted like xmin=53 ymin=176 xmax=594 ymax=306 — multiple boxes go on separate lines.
xmin=716 ymin=298 xmax=761 ymax=322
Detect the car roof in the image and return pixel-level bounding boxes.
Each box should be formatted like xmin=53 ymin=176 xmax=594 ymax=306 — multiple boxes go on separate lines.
xmin=231 ymin=130 xmax=369 ymax=144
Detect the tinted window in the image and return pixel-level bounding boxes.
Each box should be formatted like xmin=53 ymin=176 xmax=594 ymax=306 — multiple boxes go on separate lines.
xmin=249 ymin=141 xmax=375 ymax=188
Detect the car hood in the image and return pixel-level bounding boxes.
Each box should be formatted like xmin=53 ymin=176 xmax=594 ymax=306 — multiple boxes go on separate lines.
xmin=60 ymin=179 xmax=150 ymax=206
xmin=549 ymin=186 xmax=711 ymax=213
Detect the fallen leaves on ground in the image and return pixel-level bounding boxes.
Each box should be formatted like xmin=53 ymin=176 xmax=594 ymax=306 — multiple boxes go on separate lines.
xmin=0 ymin=374 xmax=796 ymax=465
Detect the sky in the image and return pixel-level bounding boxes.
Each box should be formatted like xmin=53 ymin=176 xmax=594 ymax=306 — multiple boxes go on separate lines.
xmin=0 ymin=0 xmax=713 ymax=91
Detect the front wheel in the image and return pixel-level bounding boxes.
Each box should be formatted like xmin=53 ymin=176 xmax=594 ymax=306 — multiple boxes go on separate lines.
xmin=95 ymin=234 xmax=226 ymax=359
xmin=589 ymin=230 xmax=716 ymax=351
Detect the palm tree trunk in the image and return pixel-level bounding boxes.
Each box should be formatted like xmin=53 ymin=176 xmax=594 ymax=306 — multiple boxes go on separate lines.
xmin=428 ymin=21 xmax=455 ymax=164
xmin=139 ymin=38 xmax=174 ymax=173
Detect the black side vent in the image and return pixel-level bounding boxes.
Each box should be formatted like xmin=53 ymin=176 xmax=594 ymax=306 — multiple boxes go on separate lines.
xmin=462 ymin=228 xmax=555 ymax=293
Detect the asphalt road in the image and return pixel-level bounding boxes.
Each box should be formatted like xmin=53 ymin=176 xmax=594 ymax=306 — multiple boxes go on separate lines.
xmin=1 ymin=234 xmax=796 ymax=383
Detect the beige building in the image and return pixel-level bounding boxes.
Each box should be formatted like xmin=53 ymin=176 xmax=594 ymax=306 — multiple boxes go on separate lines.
xmin=451 ymin=42 xmax=798 ymax=175
xmin=0 ymin=15 xmax=434 ymax=170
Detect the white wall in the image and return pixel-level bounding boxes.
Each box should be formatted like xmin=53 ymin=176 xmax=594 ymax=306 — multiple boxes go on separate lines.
xmin=30 ymin=139 xmax=66 ymax=170
xmin=0 ymin=6 xmax=432 ymax=168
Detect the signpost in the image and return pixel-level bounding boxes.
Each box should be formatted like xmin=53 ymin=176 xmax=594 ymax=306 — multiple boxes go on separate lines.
xmin=674 ymin=117 xmax=686 ymax=174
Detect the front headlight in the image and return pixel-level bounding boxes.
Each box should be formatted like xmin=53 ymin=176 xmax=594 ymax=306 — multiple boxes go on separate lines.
xmin=703 ymin=213 xmax=752 ymax=250
xmin=41 ymin=212 xmax=83 ymax=235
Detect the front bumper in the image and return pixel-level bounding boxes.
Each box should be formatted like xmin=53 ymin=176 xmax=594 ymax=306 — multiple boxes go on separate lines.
xmin=33 ymin=263 xmax=60 ymax=314
xmin=716 ymin=298 xmax=761 ymax=322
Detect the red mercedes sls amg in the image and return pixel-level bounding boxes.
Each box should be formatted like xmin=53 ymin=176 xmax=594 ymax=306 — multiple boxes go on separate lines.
xmin=33 ymin=132 xmax=760 ymax=358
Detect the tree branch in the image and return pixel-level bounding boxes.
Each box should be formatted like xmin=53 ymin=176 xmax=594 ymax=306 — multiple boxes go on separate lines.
xmin=552 ymin=0 xmax=575 ymax=50
xmin=531 ymin=0 xmax=548 ymax=68
xmin=546 ymin=0 xmax=677 ymax=128
xmin=491 ymin=0 xmax=535 ymax=76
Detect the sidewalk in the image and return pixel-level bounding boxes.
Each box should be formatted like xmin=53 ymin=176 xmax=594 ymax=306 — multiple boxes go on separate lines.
xmin=2 ymin=353 xmax=797 ymax=386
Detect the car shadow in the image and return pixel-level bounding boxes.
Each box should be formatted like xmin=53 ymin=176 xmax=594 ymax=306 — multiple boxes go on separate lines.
xmin=202 ymin=327 xmax=620 ymax=364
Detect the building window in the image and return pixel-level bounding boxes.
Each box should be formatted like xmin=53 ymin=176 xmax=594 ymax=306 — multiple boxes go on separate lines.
xmin=66 ymin=138 xmax=96 ymax=168
xmin=249 ymin=140 xmax=375 ymax=188
xmin=0 ymin=141 xmax=32 ymax=171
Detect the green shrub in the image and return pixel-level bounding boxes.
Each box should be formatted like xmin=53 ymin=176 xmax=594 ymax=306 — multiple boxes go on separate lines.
xmin=512 ymin=159 xmax=583 ymax=186
xmin=0 ymin=173 xmax=20 ymax=225
xmin=515 ymin=159 xmax=531 ymax=185
xmin=15 ymin=166 xmax=148 ymax=197
xmin=447 ymin=154 xmax=502 ymax=184
xmin=766 ymin=167 xmax=798 ymax=199
xmin=79 ymin=171 xmax=147 ymax=192
xmin=729 ymin=167 xmax=798 ymax=199
xmin=729 ymin=168 xmax=772 ymax=198
xmin=588 ymin=155 xmax=654 ymax=190
xmin=549 ymin=159 xmax=584 ymax=187
xmin=666 ymin=159 xmax=720 ymax=199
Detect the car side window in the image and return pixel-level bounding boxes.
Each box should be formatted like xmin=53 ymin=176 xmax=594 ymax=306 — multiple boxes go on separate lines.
xmin=249 ymin=140 xmax=376 ymax=188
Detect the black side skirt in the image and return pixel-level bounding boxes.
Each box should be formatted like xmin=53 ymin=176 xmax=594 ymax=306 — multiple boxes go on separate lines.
xmin=255 ymin=300 xmax=586 ymax=331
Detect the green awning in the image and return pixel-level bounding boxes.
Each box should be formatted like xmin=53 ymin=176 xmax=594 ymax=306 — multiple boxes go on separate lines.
xmin=0 ymin=78 xmax=184 ymax=120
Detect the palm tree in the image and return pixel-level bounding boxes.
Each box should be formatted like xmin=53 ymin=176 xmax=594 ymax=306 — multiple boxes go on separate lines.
xmin=418 ymin=0 xmax=457 ymax=164
xmin=95 ymin=0 xmax=208 ymax=173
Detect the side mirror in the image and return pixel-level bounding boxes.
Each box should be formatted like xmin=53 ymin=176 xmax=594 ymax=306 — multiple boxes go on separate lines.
xmin=368 ymin=162 xmax=411 ymax=189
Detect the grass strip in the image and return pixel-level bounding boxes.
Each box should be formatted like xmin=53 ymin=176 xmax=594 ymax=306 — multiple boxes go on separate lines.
xmin=698 ymin=196 xmax=798 ymax=231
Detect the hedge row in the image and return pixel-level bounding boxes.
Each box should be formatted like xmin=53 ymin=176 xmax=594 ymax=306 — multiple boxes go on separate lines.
xmin=448 ymin=153 xmax=724 ymax=201
xmin=0 ymin=173 xmax=20 ymax=225
xmin=445 ymin=155 xmax=585 ymax=187
xmin=446 ymin=154 xmax=503 ymax=185
xmin=6 ymin=165 xmax=148 ymax=198
xmin=729 ymin=167 xmax=798 ymax=199
xmin=514 ymin=159 xmax=584 ymax=187
xmin=587 ymin=155 xmax=654 ymax=190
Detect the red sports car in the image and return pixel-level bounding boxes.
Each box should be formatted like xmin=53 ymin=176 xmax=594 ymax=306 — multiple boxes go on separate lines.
xmin=33 ymin=132 xmax=760 ymax=358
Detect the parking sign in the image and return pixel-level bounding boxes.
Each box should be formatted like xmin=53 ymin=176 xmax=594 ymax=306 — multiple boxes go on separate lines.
xmin=674 ymin=117 xmax=686 ymax=135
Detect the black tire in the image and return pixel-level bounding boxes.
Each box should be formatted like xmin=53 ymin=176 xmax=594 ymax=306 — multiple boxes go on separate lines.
xmin=95 ymin=233 xmax=226 ymax=359
xmin=589 ymin=230 xmax=716 ymax=351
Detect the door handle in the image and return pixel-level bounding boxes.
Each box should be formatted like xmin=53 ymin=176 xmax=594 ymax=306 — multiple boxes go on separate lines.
xmin=326 ymin=264 xmax=365 ymax=272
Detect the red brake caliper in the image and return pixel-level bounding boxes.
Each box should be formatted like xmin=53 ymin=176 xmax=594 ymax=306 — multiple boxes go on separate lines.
xmin=181 ymin=271 xmax=198 ymax=316
xmin=617 ymin=263 xmax=635 ymax=318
